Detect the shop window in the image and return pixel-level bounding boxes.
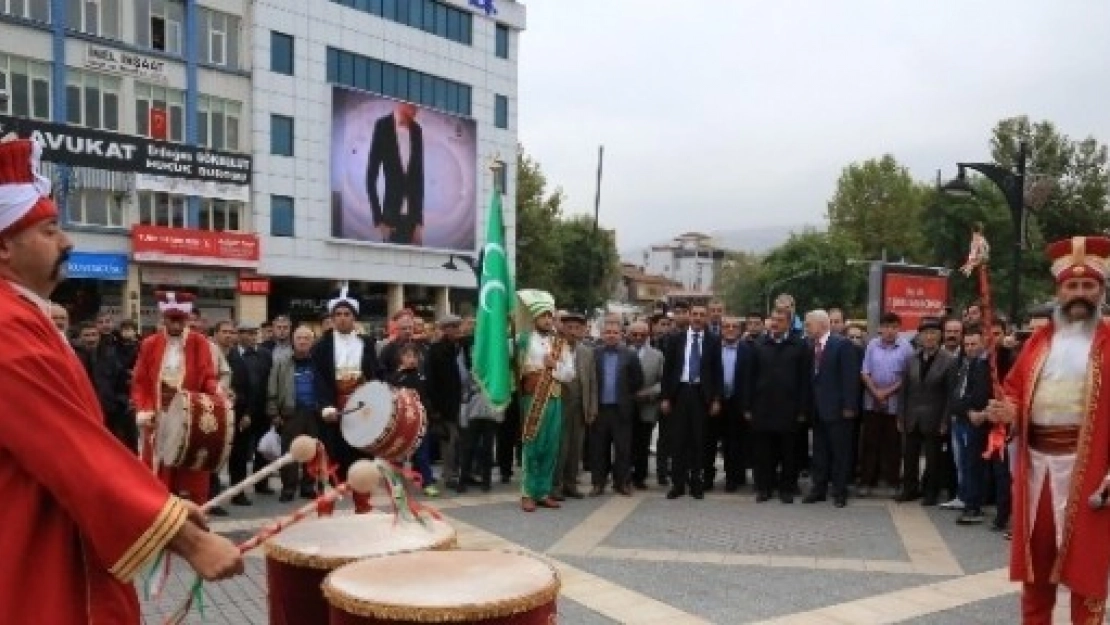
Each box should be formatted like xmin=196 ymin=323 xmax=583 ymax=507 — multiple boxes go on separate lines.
xmin=199 ymin=198 xmax=243 ymax=232
xmin=197 ymin=94 xmax=242 ymax=151
xmin=138 ymin=191 xmax=187 ymax=227
xmin=66 ymin=70 xmax=120 ymax=131
xmin=0 ymin=53 xmax=51 ymax=120
xmin=68 ymin=0 xmax=120 ymax=39
xmin=135 ymin=83 xmax=185 ymax=142
xmin=271 ymin=195 xmax=294 ymax=237
xmin=68 ymin=189 xmax=124 ymax=228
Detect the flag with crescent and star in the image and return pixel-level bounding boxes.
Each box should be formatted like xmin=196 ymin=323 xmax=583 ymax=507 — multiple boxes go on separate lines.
xmin=472 ymin=187 xmax=512 ymax=412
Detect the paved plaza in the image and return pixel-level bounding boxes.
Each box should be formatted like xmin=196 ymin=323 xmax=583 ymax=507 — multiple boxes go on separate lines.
xmin=140 ymin=479 xmax=1096 ymax=624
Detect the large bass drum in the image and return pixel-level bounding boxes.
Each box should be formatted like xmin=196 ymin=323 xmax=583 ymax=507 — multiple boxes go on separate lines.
xmin=156 ymin=390 xmax=233 ymax=472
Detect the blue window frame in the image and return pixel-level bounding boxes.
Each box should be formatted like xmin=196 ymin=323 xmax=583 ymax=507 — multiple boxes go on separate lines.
xmin=271 ymin=195 xmax=295 ymax=236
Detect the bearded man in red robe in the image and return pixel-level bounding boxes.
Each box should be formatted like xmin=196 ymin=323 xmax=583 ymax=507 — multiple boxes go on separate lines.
xmin=988 ymin=235 xmax=1110 ymax=624
xmin=132 ymin=290 xmax=224 ymax=503
xmin=0 ymin=135 xmax=242 ymax=623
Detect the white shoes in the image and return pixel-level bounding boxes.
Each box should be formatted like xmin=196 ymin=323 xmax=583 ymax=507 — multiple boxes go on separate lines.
xmin=940 ymin=498 xmax=965 ymax=510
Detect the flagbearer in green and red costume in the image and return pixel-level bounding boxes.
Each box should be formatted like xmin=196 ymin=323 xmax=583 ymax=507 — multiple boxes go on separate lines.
xmin=514 ymin=289 xmax=576 ymax=512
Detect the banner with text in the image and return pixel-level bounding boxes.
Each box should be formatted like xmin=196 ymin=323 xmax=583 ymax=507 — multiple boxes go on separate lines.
xmin=881 ymin=268 xmax=949 ymax=331
xmin=0 ymin=115 xmax=252 ymax=187
xmin=132 ymin=225 xmax=260 ymax=268
xmin=330 ymin=86 xmax=477 ymax=252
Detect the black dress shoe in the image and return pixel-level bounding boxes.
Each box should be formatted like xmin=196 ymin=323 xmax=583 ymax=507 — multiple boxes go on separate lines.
xmin=724 ymin=482 xmax=740 ymax=493
xmin=231 ymin=493 xmax=252 ymax=506
xmin=657 ymin=476 xmax=670 ymax=487
xmin=834 ymin=497 xmax=847 ymax=508
xmin=615 ymin=485 xmax=632 ymax=496
xmin=254 ymin=484 xmax=276 ymax=495
xmin=208 ymin=505 xmax=228 ymax=517
xmin=921 ymin=496 xmax=938 ymax=507
xmin=756 ymin=492 xmax=772 ymax=503
xmin=589 ymin=486 xmax=605 ymax=497
xmin=802 ymin=494 xmax=827 ymax=504
xmin=894 ymin=490 xmax=920 ymax=503
xmin=666 ymin=488 xmax=685 ymax=500
xmin=633 ymin=481 xmax=648 ymax=490
xmin=500 ymin=474 xmax=512 ymax=484
xmin=691 ymin=489 xmax=705 ymax=500
xmin=563 ymin=488 xmax=585 ymax=499
xmin=481 ymin=481 xmax=492 ymax=493
xmin=278 ymin=491 xmax=294 ymax=503
xmin=780 ymin=494 xmax=795 ymax=504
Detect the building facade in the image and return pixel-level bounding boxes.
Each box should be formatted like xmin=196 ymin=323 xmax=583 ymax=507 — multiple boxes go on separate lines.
xmin=0 ymin=0 xmax=523 ymax=330
xmin=252 ymin=0 xmax=523 ymax=326
xmin=642 ymin=232 xmax=726 ymax=294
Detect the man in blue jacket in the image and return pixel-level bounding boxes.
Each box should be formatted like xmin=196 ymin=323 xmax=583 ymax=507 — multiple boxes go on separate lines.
xmin=803 ymin=309 xmax=861 ymax=508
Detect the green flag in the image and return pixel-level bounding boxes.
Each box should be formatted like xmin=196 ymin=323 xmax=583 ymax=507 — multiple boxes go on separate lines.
xmin=472 ymin=189 xmax=512 ymax=412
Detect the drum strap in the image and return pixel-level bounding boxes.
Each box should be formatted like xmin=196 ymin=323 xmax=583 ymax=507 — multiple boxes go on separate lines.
xmin=521 ymin=335 xmax=566 ymax=444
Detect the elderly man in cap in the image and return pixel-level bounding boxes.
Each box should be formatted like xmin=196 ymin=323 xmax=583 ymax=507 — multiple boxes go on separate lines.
xmin=896 ymin=316 xmax=955 ymax=506
xmin=516 ymin=290 xmax=576 ymax=511
xmin=553 ymin=310 xmax=597 ymax=499
xmin=0 ymin=132 xmax=242 ymax=623
xmin=426 ymin=313 xmax=469 ymax=491
xmin=987 ymin=236 xmax=1110 ymax=624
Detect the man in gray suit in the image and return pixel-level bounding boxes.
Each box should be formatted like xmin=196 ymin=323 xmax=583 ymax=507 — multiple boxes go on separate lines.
xmin=629 ymin=321 xmax=664 ymax=489
xmin=553 ymin=311 xmax=597 ymax=500
xmin=589 ymin=320 xmax=644 ymax=495
xmin=896 ymin=316 xmax=955 ymax=506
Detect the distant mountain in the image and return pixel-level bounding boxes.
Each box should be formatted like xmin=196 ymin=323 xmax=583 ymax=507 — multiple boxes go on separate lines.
xmin=711 ymin=224 xmax=824 ymax=254
xmin=621 ymin=224 xmax=823 ymax=263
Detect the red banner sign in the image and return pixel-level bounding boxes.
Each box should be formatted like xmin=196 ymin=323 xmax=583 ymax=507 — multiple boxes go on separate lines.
xmin=882 ymin=271 xmax=949 ymax=331
xmin=238 ymin=277 xmax=270 ymax=295
xmin=131 ymin=225 xmax=260 ymax=268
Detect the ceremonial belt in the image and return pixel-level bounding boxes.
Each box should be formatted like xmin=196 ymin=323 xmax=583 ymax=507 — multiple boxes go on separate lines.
xmin=521 ymin=335 xmax=566 ymax=444
xmin=1029 ymin=424 xmax=1080 ymax=455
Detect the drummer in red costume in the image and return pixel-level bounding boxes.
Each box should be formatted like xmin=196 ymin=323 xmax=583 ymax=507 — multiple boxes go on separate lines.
xmin=0 ymin=135 xmax=242 ymax=623
xmin=313 ymin=284 xmax=379 ymax=511
xmin=132 ymin=290 xmax=224 ymax=502
xmin=987 ymin=235 xmax=1110 ymax=624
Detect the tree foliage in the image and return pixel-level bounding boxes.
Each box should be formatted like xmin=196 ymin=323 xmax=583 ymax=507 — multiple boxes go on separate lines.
xmin=759 ymin=230 xmax=867 ymax=317
xmin=515 ymin=149 xmax=619 ymax=313
xmin=715 ymin=251 xmax=766 ymax=315
xmin=826 ymin=155 xmax=928 ymax=262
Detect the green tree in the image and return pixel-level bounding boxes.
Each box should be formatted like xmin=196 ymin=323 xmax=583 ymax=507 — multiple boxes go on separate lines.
xmin=990 ymin=116 xmax=1110 ymax=241
xmin=553 ymin=216 xmax=620 ymax=312
xmin=826 ymin=155 xmax=928 ymax=262
xmin=715 ymin=251 xmax=767 ymax=315
xmin=760 ymin=230 xmax=867 ymax=316
xmin=515 ymin=150 xmax=564 ymax=292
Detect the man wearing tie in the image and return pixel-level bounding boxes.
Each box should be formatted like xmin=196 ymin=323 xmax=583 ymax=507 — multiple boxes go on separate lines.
xmin=705 ymin=316 xmax=752 ymax=492
xmin=661 ymin=305 xmax=723 ymax=500
xmin=803 ymin=309 xmax=861 ymax=508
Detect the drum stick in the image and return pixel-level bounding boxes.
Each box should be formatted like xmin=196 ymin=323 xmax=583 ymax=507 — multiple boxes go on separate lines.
xmin=339 ymin=401 xmax=365 ymax=417
xmin=201 ymin=436 xmax=318 ymax=513
xmin=236 ymin=459 xmax=381 ymax=553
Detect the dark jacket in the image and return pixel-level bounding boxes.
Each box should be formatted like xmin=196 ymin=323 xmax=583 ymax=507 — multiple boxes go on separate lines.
xmin=948 ymin=354 xmax=992 ymax=423
xmin=898 ymin=348 xmax=955 ymax=433
xmin=366 ymin=113 xmax=425 ymax=232
xmin=810 ymin=334 xmax=862 ymax=423
xmin=719 ymin=339 xmax=754 ymax=416
xmin=74 ymin=343 xmax=129 ymax=423
xmin=749 ymin=334 xmax=811 ymax=432
xmin=593 ymin=344 xmax=644 ymax=421
xmin=311 ymin=330 xmax=379 ymax=411
xmin=661 ymin=327 xmax=723 ymax=407
xmin=226 ymin=348 xmax=252 ymax=426
xmin=424 ymin=338 xmax=469 ymax=426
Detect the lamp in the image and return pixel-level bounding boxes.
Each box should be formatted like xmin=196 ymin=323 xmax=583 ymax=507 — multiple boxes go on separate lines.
xmin=941 ymin=167 xmax=975 ymax=198
xmin=441 ymin=255 xmax=459 ymax=271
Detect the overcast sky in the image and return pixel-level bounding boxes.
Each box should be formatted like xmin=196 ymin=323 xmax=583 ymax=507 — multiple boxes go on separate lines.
xmin=516 ymin=0 xmax=1110 ymax=251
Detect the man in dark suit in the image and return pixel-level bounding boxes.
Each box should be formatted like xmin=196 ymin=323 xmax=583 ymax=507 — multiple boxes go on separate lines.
xmin=225 ymin=323 xmax=256 ymax=506
xmin=74 ymin=322 xmax=132 ymax=450
xmin=705 ymin=316 xmax=752 ymax=492
xmin=803 ymin=310 xmax=862 ymax=508
xmin=896 ymin=316 xmax=955 ymax=506
xmin=748 ymin=309 xmax=811 ymax=503
xmin=366 ymin=103 xmax=424 ymax=245
xmin=660 ymin=304 xmax=723 ymax=500
xmin=425 ymin=315 xmax=467 ymax=491
xmin=947 ymin=325 xmax=993 ymax=525
xmin=588 ymin=321 xmax=644 ymax=496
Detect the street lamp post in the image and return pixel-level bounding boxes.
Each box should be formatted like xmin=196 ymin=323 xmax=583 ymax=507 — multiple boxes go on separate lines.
xmin=942 ymin=141 xmax=1028 ymax=324
xmin=765 ymin=269 xmax=815 ymax=316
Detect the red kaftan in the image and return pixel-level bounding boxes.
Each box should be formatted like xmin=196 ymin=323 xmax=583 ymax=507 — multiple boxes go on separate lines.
xmin=1003 ymin=321 xmax=1110 ymax=599
xmin=0 ymin=281 xmax=189 ymax=623
xmin=131 ymin=329 xmax=221 ymax=502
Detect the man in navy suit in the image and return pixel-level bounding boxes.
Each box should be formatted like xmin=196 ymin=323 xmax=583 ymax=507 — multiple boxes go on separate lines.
xmin=803 ymin=309 xmax=861 ymax=508
xmin=366 ymin=103 xmax=425 ymax=245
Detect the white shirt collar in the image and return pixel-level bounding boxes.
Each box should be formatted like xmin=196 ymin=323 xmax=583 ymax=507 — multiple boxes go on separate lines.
xmin=818 ymin=331 xmax=830 ymax=347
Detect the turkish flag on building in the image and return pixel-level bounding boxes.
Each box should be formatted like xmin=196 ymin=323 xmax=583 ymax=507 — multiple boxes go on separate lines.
xmin=149 ymin=108 xmax=168 ymax=140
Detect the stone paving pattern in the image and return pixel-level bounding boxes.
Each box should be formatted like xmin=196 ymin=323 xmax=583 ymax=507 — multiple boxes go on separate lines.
xmin=138 ymin=476 xmax=1104 ymax=624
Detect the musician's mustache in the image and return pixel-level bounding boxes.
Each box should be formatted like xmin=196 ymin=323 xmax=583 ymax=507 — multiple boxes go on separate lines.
xmin=1063 ymin=298 xmax=1096 ymax=316
xmin=51 ymin=247 xmax=72 ymax=280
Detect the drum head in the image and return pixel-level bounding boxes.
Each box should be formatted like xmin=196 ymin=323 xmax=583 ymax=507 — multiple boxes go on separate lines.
xmin=323 ymin=550 xmax=559 ymax=620
xmin=155 ymin=392 xmax=188 ymax=464
xmin=341 ymin=381 xmax=395 ymax=449
xmin=265 ymin=513 xmax=456 ymax=570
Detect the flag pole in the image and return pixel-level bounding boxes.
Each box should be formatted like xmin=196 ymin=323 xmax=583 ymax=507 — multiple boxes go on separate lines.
xmin=588 ymin=145 xmax=604 ymax=321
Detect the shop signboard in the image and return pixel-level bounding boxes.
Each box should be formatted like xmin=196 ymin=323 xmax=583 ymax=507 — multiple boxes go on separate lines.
xmin=132 ymin=225 xmax=260 ymax=268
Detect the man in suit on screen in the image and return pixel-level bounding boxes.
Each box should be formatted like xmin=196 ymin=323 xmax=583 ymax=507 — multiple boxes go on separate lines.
xmin=366 ymin=102 xmax=425 ymax=245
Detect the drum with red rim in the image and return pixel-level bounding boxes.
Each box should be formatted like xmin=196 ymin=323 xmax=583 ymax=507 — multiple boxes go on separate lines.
xmin=156 ymin=390 xmax=233 ymax=472
xmin=323 ymin=550 xmax=560 ymax=624
xmin=265 ymin=513 xmax=457 ymax=625
xmin=341 ymin=382 xmax=426 ymax=461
